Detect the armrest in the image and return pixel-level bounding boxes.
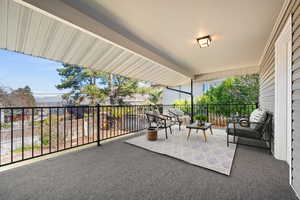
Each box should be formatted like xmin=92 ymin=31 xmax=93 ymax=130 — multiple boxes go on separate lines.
xmin=160 ymin=114 xmax=172 ymax=120
xmin=146 ymin=113 xmax=167 ymax=121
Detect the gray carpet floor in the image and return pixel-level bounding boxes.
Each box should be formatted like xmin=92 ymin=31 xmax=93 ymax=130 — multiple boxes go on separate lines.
xmin=0 ymin=134 xmax=298 ymax=200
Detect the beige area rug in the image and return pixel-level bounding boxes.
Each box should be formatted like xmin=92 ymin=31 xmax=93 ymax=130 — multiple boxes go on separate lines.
xmin=126 ymin=127 xmax=237 ymax=175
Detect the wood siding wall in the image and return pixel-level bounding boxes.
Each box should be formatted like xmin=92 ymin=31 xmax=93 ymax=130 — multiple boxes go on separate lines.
xmin=259 ymin=0 xmax=300 ymax=196
xmin=292 ymin=0 xmax=300 ymax=195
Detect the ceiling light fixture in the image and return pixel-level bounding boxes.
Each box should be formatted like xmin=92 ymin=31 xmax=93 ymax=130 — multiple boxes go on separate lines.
xmin=196 ymin=35 xmax=212 ymax=48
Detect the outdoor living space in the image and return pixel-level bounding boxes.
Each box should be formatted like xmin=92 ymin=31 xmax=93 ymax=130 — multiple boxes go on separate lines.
xmin=1 ymin=0 xmax=300 ymax=199
xmin=0 ymin=126 xmax=296 ymax=200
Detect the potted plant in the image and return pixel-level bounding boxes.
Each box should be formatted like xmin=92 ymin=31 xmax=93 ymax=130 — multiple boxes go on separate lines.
xmin=194 ymin=114 xmax=208 ymax=126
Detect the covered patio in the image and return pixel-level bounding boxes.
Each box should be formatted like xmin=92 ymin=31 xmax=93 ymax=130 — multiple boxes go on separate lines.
xmin=0 ymin=128 xmax=296 ymax=200
xmin=0 ymin=0 xmax=300 ymax=199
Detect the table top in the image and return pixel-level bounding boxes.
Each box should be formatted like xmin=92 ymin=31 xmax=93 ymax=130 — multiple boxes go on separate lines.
xmin=186 ymin=122 xmax=213 ymax=130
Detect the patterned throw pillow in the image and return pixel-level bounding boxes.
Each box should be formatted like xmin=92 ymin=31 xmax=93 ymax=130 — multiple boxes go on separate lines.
xmin=249 ymin=108 xmax=267 ymax=130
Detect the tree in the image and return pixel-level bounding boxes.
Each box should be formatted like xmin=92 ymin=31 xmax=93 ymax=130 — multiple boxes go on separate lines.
xmin=0 ymin=86 xmax=10 ymax=106
xmin=0 ymin=85 xmax=36 ymax=107
xmin=147 ymin=88 xmax=163 ymax=105
xmin=80 ymin=85 xmax=106 ymax=105
xmin=56 ymin=64 xmax=139 ymax=105
xmin=196 ymin=74 xmax=259 ymax=105
xmin=56 ymin=64 xmax=94 ymax=104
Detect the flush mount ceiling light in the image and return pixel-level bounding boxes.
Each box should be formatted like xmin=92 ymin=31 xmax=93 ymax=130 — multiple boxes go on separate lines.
xmin=196 ymin=35 xmax=212 ymax=48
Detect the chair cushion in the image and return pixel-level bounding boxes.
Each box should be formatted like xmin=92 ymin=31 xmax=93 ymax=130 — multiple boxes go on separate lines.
xmin=249 ymin=108 xmax=267 ymax=130
xmin=227 ymin=123 xmax=262 ymax=139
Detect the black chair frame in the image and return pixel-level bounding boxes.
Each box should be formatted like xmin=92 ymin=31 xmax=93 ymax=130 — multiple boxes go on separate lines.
xmin=226 ymin=112 xmax=273 ymax=154
xmin=145 ymin=113 xmax=173 ymax=139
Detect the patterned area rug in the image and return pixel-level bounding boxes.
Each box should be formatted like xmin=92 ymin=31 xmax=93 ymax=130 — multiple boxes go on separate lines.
xmin=126 ymin=127 xmax=237 ymax=175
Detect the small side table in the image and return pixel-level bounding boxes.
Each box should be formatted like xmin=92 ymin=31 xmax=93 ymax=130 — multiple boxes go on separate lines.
xmin=186 ymin=122 xmax=214 ymax=142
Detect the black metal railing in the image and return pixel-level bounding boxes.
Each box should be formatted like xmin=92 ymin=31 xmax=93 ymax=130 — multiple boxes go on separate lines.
xmin=162 ymin=103 xmax=257 ymax=128
xmin=0 ymin=105 xmax=151 ymax=166
xmin=0 ymin=103 xmax=257 ymax=166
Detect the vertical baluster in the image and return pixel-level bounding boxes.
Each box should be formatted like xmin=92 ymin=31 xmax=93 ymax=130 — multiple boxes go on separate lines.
xmin=92 ymin=107 xmax=95 ymax=142
xmin=70 ymin=107 xmax=73 ymax=148
xmin=11 ymin=109 xmax=13 ymax=163
xmin=105 ymin=106 xmax=108 ymax=139
xmin=121 ymin=106 xmax=123 ymax=134
xmin=136 ymin=106 xmax=139 ymax=131
xmin=87 ymin=107 xmax=90 ymax=143
xmin=76 ymin=107 xmax=79 ymax=146
xmin=135 ymin=106 xmax=137 ymax=132
xmin=100 ymin=106 xmax=105 ymax=140
xmin=49 ymin=108 xmax=52 ymax=153
xmin=82 ymin=107 xmax=85 ymax=144
xmin=118 ymin=106 xmax=120 ymax=135
xmin=41 ymin=108 xmax=43 ymax=155
xmin=0 ymin=108 xmax=2 ymax=165
xmin=113 ymin=106 xmax=116 ymax=137
xmin=64 ymin=107 xmax=66 ymax=149
xmin=22 ymin=108 xmax=24 ymax=160
xmin=97 ymin=104 xmax=100 ymax=146
xmin=32 ymin=108 xmax=34 ymax=157
xmin=57 ymin=108 xmax=59 ymax=151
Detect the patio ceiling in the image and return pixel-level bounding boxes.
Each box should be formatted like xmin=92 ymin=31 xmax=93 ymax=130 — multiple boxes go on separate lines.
xmin=1 ymin=0 xmax=284 ymax=86
xmin=0 ymin=0 xmax=190 ymax=86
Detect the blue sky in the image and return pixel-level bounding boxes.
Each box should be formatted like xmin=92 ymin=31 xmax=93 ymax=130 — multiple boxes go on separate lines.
xmin=0 ymin=49 xmax=66 ymax=95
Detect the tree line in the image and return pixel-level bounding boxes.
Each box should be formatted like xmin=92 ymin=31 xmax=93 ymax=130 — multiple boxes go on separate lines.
xmin=173 ymin=74 xmax=259 ymax=106
xmin=0 ymin=85 xmax=36 ymax=107
xmin=56 ymin=64 xmax=163 ymax=105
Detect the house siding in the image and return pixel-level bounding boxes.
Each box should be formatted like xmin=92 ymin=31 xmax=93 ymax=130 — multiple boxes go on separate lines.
xmin=292 ymin=1 xmax=300 ymax=196
xmin=259 ymin=0 xmax=300 ymax=196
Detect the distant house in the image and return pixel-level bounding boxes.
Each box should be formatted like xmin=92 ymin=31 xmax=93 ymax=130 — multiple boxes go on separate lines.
xmin=122 ymin=94 xmax=148 ymax=105
xmin=163 ymin=79 xmax=223 ymax=105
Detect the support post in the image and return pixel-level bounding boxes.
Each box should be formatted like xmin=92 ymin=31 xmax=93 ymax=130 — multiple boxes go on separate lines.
xmin=191 ymin=79 xmax=194 ymax=123
xmin=96 ymin=104 xmax=100 ymax=146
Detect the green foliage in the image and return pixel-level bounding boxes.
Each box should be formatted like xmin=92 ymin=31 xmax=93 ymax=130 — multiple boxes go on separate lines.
xmin=107 ymin=107 xmax=136 ymax=119
xmin=195 ymin=74 xmax=259 ymax=116
xmin=172 ymin=99 xmax=191 ymax=115
xmin=32 ymin=115 xmax=60 ymax=147
xmin=147 ymin=88 xmax=163 ymax=105
xmin=0 ymin=123 xmax=10 ymax=129
xmin=194 ymin=114 xmax=208 ymax=121
xmin=136 ymin=86 xmax=151 ymax=95
xmin=56 ymin=64 xmax=139 ymax=105
xmin=99 ymin=73 xmax=139 ymax=105
xmin=196 ymin=74 xmax=259 ymax=105
xmin=81 ymin=85 xmax=106 ymax=105
xmin=14 ymin=144 xmax=41 ymax=153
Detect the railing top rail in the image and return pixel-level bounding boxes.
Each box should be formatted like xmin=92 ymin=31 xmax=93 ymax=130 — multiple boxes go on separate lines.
xmin=0 ymin=103 xmax=258 ymax=109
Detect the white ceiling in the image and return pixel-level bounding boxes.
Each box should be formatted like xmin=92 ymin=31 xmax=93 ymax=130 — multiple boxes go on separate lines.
xmin=2 ymin=0 xmax=285 ymax=86
xmin=1 ymin=0 xmax=189 ymax=86
xmin=64 ymin=0 xmax=284 ymax=74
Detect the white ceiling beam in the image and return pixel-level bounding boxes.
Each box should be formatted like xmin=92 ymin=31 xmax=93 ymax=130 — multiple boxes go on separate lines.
xmin=194 ymin=66 xmax=259 ymax=83
xmin=14 ymin=0 xmax=193 ymax=78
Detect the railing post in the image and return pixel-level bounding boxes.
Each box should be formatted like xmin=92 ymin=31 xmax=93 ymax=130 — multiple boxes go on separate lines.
xmin=206 ymin=104 xmax=209 ymax=121
xmin=97 ymin=104 xmax=100 ymax=146
xmin=190 ymin=79 xmax=194 ymax=123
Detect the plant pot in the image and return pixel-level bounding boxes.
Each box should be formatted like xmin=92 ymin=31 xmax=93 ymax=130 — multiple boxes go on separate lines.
xmin=147 ymin=128 xmax=157 ymax=141
xmin=196 ymin=120 xmax=204 ymax=126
